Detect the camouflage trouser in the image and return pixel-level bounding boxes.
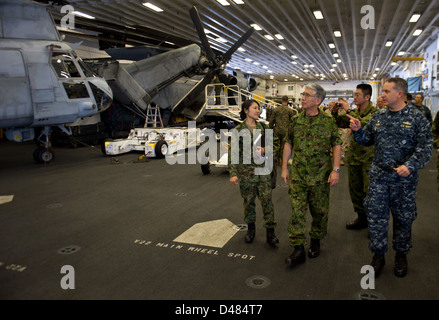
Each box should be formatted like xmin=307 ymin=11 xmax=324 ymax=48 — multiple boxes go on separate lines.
xmin=288 ymin=182 xmax=330 ymax=247
xmin=239 ymin=170 xmax=276 ymax=229
xmin=364 ymin=175 xmax=418 ymax=255
xmin=347 ymin=162 xmax=371 ymax=219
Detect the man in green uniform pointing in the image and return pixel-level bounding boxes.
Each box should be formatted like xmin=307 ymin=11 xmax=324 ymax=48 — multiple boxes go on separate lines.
xmin=331 ymin=84 xmax=378 ymax=229
xmin=281 ymin=83 xmax=342 ymax=266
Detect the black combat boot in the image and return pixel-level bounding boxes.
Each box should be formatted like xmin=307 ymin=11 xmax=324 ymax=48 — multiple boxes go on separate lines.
xmin=308 ymin=238 xmax=320 ymax=258
xmin=346 ymin=215 xmax=368 ymax=230
xmin=286 ymin=245 xmax=306 ymax=266
xmin=370 ymin=254 xmax=385 ymax=277
xmin=266 ymin=228 xmax=279 ymax=246
xmin=245 ymin=223 xmax=255 ymax=243
xmin=394 ymin=252 xmax=408 ymax=277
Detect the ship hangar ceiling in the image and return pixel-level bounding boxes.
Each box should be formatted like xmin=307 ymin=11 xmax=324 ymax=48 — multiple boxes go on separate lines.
xmin=42 ymin=0 xmax=439 ymax=82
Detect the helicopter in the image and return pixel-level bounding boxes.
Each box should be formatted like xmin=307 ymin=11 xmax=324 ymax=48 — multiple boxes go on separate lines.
xmin=83 ymin=5 xmax=256 ymax=126
xmin=0 ymin=0 xmax=113 ymax=163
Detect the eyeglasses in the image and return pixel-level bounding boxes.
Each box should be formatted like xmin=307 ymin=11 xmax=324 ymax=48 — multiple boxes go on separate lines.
xmin=300 ymin=92 xmax=317 ymax=98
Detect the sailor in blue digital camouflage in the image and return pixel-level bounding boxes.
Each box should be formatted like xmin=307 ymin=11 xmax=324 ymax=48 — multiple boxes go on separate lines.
xmin=349 ymin=78 xmax=433 ymax=278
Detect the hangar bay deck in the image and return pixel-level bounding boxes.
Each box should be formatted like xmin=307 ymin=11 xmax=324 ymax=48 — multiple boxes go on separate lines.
xmin=0 ymin=141 xmax=438 ymax=300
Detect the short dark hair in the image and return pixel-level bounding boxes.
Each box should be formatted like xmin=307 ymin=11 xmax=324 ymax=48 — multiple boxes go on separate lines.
xmin=356 ymin=84 xmax=372 ymax=100
xmin=386 ymin=78 xmax=408 ymax=97
xmin=282 ymin=95 xmax=289 ymax=102
xmin=240 ymin=99 xmax=260 ymax=120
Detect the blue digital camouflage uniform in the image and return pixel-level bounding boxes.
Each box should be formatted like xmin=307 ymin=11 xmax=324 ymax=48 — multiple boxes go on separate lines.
xmin=229 ymin=121 xmax=277 ymax=229
xmin=285 ymin=111 xmax=342 ymax=247
xmin=353 ymin=104 xmax=433 ymax=255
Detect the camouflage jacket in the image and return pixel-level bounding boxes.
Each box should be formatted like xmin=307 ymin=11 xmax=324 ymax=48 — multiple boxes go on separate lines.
xmin=332 ymin=103 xmax=378 ymax=165
xmin=433 ymin=112 xmax=439 ymax=150
xmin=353 ymin=104 xmax=433 ymax=180
xmin=415 ymin=104 xmax=433 ymax=126
xmin=228 ymin=121 xmax=276 ymax=178
xmin=285 ymin=110 xmax=342 ymax=186
xmin=269 ymin=104 xmax=295 ymax=136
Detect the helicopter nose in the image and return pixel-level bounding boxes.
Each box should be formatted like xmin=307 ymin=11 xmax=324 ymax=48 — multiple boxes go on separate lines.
xmin=88 ymin=79 xmax=113 ymax=112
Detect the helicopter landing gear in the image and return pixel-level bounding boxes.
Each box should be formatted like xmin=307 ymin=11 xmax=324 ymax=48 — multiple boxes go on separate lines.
xmin=33 ymin=126 xmax=54 ymax=164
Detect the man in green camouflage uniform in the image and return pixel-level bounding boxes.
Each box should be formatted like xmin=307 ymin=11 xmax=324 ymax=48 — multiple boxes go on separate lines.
xmin=433 ymin=112 xmax=439 ymax=192
xmin=331 ymin=84 xmax=378 ymax=229
xmin=269 ymin=96 xmax=295 ymax=162
xmin=229 ymin=99 xmax=279 ymax=246
xmin=281 ymin=83 xmax=342 ymax=265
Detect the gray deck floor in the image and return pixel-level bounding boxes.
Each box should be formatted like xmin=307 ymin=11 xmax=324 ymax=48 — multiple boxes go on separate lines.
xmin=1 ymin=141 xmax=438 ymax=300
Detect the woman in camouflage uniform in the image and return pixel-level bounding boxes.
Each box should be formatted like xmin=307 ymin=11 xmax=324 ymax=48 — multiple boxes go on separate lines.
xmin=229 ymin=99 xmax=279 ymax=246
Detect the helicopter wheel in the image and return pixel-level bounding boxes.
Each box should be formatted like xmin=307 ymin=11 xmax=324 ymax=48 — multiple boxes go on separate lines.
xmin=33 ymin=147 xmax=54 ymax=164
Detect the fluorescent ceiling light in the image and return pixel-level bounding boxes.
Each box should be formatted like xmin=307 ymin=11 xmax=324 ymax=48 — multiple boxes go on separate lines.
xmin=409 ymin=13 xmax=421 ymax=23
xmin=413 ymin=29 xmax=423 ymax=36
xmin=244 ymin=58 xmax=252 ymax=62
xmin=275 ymin=34 xmax=284 ymax=40
xmin=278 ymin=45 xmax=286 ymax=50
xmin=73 ymin=11 xmax=95 ymax=19
xmin=232 ymin=0 xmax=245 ymax=4
xmin=391 ymin=62 xmax=397 ymax=66
xmin=328 ymin=43 xmax=336 ymax=49
xmin=238 ymin=47 xmax=246 ymax=52
xmin=336 ymin=59 xmax=342 ymax=63
xmin=313 ymin=10 xmax=324 ymax=20
xmin=397 ymin=51 xmax=405 ymax=56
xmin=262 ymin=65 xmax=268 ymax=69
xmin=385 ymin=41 xmax=393 ymax=47
xmin=215 ymin=37 xmax=228 ymax=43
xmin=264 ymin=35 xmax=274 ymax=40
xmin=333 ymin=53 xmax=339 ymax=58
xmin=292 ymin=61 xmax=297 ymax=64
xmin=142 ymin=2 xmax=164 ymax=12
xmin=216 ymin=0 xmax=230 ymax=6
xmin=291 ymin=55 xmax=298 ymax=59
xmin=250 ymin=24 xmax=262 ymax=31
xmin=334 ymin=30 xmax=342 ymax=37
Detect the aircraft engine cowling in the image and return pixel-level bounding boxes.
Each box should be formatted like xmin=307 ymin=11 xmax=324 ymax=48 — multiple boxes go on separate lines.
xmin=248 ymin=78 xmax=258 ymax=92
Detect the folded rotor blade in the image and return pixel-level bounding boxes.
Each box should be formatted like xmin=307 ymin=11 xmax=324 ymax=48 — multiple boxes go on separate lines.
xmin=189 ymin=6 xmax=216 ymax=63
xmin=222 ymin=27 xmax=254 ymax=63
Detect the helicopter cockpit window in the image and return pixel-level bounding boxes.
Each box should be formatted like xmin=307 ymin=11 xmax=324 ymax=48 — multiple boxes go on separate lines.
xmin=62 ymin=82 xmax=90 ymax=99
xmin=77 ymin=58 xmax=96 ymax=78
xmin=51 ymin=52 xmax=81 ymax=78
